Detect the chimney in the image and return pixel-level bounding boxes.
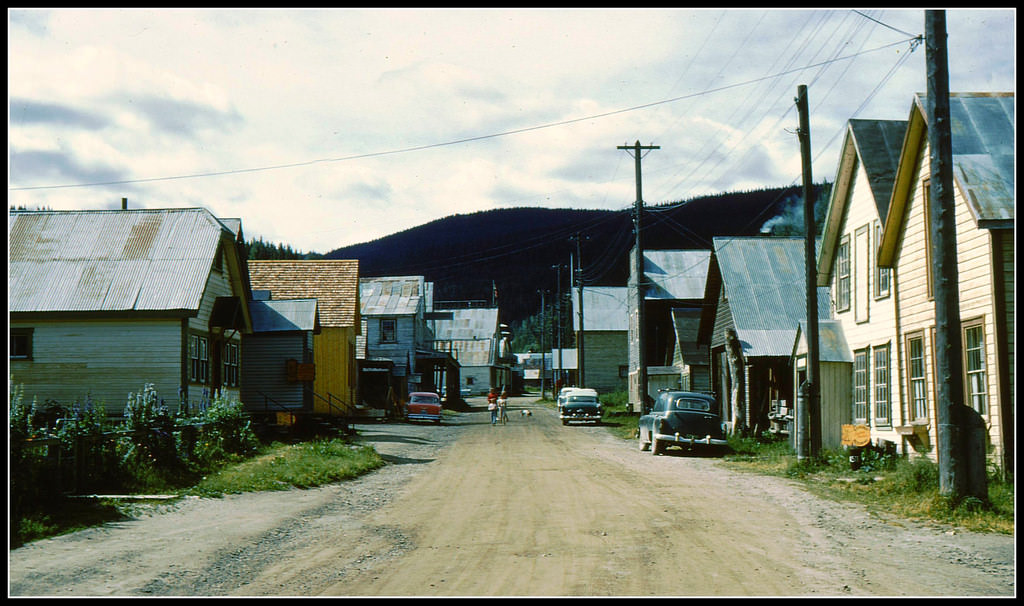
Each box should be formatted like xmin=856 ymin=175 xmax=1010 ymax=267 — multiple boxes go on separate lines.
xmin=121 ymin=197 xmax=128 ymax=210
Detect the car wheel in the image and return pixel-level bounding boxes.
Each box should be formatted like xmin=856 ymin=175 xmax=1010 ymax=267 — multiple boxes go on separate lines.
xmin=639 ymin=429 xmax=650 ymax=451
xmin=651 ymin=433 xmax=664 ymax=456
xmin=562 ymin=419 xmax=568 ymax=426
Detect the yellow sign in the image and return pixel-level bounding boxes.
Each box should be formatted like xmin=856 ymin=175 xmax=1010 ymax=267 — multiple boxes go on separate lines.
xmin=841 ymin=424 xmax=871 ymax=447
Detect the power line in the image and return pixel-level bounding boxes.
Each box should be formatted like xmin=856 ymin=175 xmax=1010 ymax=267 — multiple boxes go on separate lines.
xmin=9 ymin=38 xmax=919 ymax=193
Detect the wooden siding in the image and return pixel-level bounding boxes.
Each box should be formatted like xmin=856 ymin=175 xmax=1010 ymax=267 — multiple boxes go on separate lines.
xmin=240 ymin=332 xmax=311 ymax=411
xmin=185 ymin=260 xmax=243 ymax=406
xmin=829 ymin=161 xmax=905 ymax=450
xmin=313 ymin=327 xmax=358 ymax=415
xmin=582 ymin=331 xmax=627 ymax=393
xmin=9 ymin=318 xmax=183 ymax=413
xmin=894 ymin=142 xmax=1007 ymax=465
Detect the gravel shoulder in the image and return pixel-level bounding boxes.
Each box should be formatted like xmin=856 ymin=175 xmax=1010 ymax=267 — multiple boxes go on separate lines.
xmin=8 ymin=396 xmax=1015 ymax=597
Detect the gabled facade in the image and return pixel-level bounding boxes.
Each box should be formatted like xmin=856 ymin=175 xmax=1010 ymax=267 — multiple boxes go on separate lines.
xmin=572 ymin=286 xmax=629 ymax=394
xmin=877 ymin=92 xmax=1014 ymax=473
xmin=628 ymin=248 xmax=711 ymax=411
xmin=247 ymin=260 xmax=360 ymax=417
xmin=432 ymin=305 xmax=508 ymax=395
xmin=816 ymin=118 xmax=909 ymax=451
xmin=9 ymin=207 xmax=252 ymax=414
xmin=706 ymin=236 xmax=832 ymax=435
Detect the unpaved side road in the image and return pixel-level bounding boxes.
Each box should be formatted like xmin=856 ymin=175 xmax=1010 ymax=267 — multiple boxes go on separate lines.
xmin=8 ymin=395 xmax=1015 ymax=597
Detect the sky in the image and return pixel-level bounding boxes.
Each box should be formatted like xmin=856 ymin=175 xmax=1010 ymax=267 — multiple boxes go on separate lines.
xmin=7 ymin=8 xmax=1016 ymax=254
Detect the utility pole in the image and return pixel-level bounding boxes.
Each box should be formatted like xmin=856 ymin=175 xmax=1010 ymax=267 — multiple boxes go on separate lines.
xmin=552 ymin=263 xmax=566 ymax=387
xmin=619 ymin=140 xmax=659 ymax=413
xmin=926 ymin=10 xmax=985 ymax=500
xmin=571 ymin=234 xmax=588 ymax=386
xmin=795 ymin=86 xmax=821 ymax=460
xmin=539 ymin=289 xmax=547 ymax=399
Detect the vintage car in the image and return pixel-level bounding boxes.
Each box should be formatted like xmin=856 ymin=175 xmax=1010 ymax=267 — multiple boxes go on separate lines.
xmin=556 ymin=386 xmax=579 ymax=414
xmin=559 ymin=388 xmax=602 ymax=425
xmin=405 ymin=391 xmax=443 ymax=424
xmin=638 ymin=390 xmax=727 ymax=455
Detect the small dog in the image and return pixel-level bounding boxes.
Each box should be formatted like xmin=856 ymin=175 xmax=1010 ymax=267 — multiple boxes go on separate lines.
xmin=520 ymin=409 xmax=532 ymax=417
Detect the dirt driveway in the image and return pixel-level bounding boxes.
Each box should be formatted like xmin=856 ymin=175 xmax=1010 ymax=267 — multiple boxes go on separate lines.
xmin=8 ymin=395 xmax=1015 ymax=597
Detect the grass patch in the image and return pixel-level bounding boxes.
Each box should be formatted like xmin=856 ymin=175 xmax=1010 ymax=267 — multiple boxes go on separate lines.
xmin=719 ymin=435 xmax=1014 ymax=535
xmin=187 ymin=438 xmax=384 ymax=497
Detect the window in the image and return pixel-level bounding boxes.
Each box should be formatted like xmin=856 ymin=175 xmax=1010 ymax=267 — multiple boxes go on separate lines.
xmin=923 ymin=180 xmax=934 ymax=299
xmin=836 ymin=236 xmax=851 ymax=312
xmin=874 ymin=222 xmax=890 ymax=298
xmin=190 ymin=334 xmax=209 ymax=383
xmin=10 ymin=328 xmax=33 ymax=360
xmin=853 ymin=348 xmax=869 ymax=423
xmin=873 ymin=344 xmax=891 ymax=426
xmin=963 ymin=322 xmax=988 ymax=415
xmin=907 ymin=334 xmax=928 ymax=422
xmin=223 ymin=342 xmax=240 ymax=388
xmin=379 ymin=318 xmax=397 ymax=343
xmin=619 ymin=365 xmax=629 ymax=378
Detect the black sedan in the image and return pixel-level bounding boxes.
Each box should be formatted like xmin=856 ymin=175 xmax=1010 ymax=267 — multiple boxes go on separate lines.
xmin=638 ymin=391 xmax=728 ymax=455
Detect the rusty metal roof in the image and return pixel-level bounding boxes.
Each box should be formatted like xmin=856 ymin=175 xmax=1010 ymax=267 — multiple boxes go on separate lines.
xmin=918 ymin=92 xmax=1014 ymax=227
xmin=248 ymin=260 xmax=360 ymax=328
xmin=714 ymin=236 xmax=832 ymax=357
xmin=359 ymin=276 xmax=425 ymax=316
xmin=432 ymin=307 xmax=499 ymax=341
xmin=9 ymin=208 xmax=233 ymax=313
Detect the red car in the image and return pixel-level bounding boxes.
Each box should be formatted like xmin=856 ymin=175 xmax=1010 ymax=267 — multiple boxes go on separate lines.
xmin=405 ymin=391 xmax=442 ymax=424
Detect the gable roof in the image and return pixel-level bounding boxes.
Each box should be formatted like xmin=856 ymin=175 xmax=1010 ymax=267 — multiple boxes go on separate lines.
xmin=359 ymin=276 xmax=426 ymax=316
xmin=714 ymin=236 xmax=832 ymax=357
xmin=247 ymin=260 xmax=359 ymax=328
xmin=9 ymin=207 xmax=241 ymax=314
xmin=432 ymin=307 xmax=500 ymax=367
xmin=880 ymin=92 xmax=1015 ymax=265
xmin=817 ymin=119 xmax=907 ymax=284
xmin=643 ymin=249 xmax=711 ymax=300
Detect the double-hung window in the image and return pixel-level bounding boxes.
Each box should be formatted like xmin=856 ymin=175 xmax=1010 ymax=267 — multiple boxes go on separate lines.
xmin=963 ymin=322 xmax=988 ymax=415
xmin=907 ymin=334 xmax=928 ymax=422
xmin=190 ymin=334 xmax=209 ymax=384
xmin=874 ymin=222 xmax=890 ymax=298
xmin=853 ymin=348 xmax=869 ymax=423
xmin=836 ymin=237 xmax=851 ymax=312
xmin=873 ymin=344 xmax=891 ymax=426
xmin=10 ymin=328 xmax=33 ymax=360
xmin=224 ymin=342 xmax=240 ymax=388
xmin=380 ymin=318 xmax=397 ymax=344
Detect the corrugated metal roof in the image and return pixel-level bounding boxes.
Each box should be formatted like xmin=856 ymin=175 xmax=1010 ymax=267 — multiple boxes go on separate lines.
xmin=9 ymin=208 xmax=231 ymax=313
xmin=251 ymin=298 xmax=318 ymax=333
xmin=247 ymin=260 xmax=360 ymax=328
xmin=449 ymin=338 xmax=494 ymax=367
xmin=794 ymin=320 xmax=854 ymax=363
xmin=644 ymin=249 xmax=710 ymax=300
xmin=714 ymin=236 xmax=832 ymax=357
xmin=359 ymin=276 xmax=424 ymax=316
xmin=579 ymin=286 xmax=628 ymax=331
xmin=848 ymin=119 xmax=907 ymax=223
xmin=919 ymin=92 xmax=1015 ymax=227
xmin=432 ymin=307 xmax=499 ymax=340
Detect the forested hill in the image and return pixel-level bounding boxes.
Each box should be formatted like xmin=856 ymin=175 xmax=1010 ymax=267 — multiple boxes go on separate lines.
xmin=319 ymin=183 xmax=829 ymax=325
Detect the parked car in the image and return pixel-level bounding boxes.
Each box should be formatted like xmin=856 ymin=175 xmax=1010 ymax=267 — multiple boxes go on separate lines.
xmin=638 ymin=390 xmax=727 ymax=455
xmin=559 ymin=388 xmax=602 ymax=425
xmin=556 ymin=386 xmax=578 ymax=414
xmin=405 ymin=391 xmax=442 ymax=424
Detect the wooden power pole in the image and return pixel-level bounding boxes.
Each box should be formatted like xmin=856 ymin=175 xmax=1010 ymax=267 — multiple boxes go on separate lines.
xmin=619 ymin=141 xmax=659 ymax=413
xmin=796 ymin=86 xmax=821 ymax=459
xmin=926 ymin=10 xmax=986 ymax=500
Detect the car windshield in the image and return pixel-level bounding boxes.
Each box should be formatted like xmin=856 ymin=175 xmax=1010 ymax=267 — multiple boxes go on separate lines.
xmin=669 ymin=397 xmax=711 ymax=412
xmin=568 ymin=396 xmax=597 ymax=404
xmin=410 ymin=395 xmax=439 ymax=404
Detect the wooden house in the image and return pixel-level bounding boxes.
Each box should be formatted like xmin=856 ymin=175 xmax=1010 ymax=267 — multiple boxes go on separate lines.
xmin=431 ymin=305 xmax=510 ymax=395
xmin=792 ymin=320 xmax=855 ymax=450
xmin=247 ymin=260 xmax=360 ymax=418
xmin=9 ymin=207 xmax=253 ymax=414
xmin=877 ymin=92 xmax=1014 ymax=474
xmin=571 ymin=286 xmax=629 ymax=394
xmin=704 ymin=236 xmax=832 ymax=435
xmin=627 ymin=248 xmax=711 ymax=411
xmin=240 ymin=294 xmax=320 ymax=417
xmin=815 ymin=118 xmax=909 ymax=452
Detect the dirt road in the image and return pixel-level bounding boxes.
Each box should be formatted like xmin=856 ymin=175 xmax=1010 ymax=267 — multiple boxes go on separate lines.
xmin=8 ymin=395 xmax=1015 ymax=597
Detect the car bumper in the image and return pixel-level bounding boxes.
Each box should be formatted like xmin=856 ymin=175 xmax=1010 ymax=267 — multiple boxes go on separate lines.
xmin=407 ymin=413 xmax=442 ymax=422
xmin=652 ymin=432 xmax=728 ymax=447
xmin=561 ymin=414 xmax=602 ymax=422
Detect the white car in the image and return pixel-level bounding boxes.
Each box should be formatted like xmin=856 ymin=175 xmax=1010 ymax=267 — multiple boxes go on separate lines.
xmin=556 ymin=387 xmax=579 ymax=414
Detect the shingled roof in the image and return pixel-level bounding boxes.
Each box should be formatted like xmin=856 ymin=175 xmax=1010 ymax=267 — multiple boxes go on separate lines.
xmin=247 ymin=260 xmax=359 ymax=328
